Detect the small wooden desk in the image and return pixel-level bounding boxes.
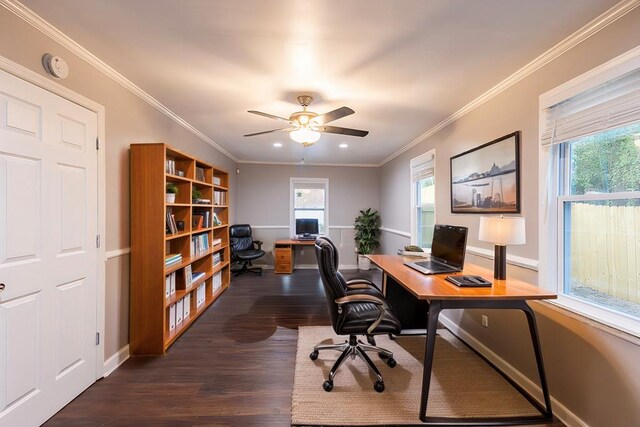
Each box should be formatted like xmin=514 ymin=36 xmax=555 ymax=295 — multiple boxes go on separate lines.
xmin=367 ymin=254 xmax=557 ymax=425
xmin=274 ymin=239 xmax=316 ymax=274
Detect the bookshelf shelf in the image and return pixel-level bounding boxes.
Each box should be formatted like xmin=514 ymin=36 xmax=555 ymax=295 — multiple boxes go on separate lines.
xmin=130 ymin=143 xmax=231 ymax=355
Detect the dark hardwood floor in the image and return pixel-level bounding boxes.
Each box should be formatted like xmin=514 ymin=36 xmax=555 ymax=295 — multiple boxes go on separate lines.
xmin=45 ymin=269 xmax=563 ymax=426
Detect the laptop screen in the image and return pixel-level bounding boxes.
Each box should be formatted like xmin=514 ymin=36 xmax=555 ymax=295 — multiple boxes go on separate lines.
xmin=430 ymin=224 xmax=468 ymax=268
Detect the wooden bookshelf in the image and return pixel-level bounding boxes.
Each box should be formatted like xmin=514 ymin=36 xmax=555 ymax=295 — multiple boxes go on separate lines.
xmin=130 ymin=143 xmax=230 ymax=355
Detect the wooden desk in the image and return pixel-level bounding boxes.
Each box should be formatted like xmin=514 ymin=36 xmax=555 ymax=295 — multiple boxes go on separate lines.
xmin=367 ymin=254 xmax=557 ymax=425
xmin=274 ymin=239 xmax=316 ymax=274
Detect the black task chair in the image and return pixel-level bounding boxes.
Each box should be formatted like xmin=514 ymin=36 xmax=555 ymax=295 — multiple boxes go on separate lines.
xmin=229 ymin=224 xmax=265 ymax=276
xmin=310 ymin=237 xmax=401 ymax=392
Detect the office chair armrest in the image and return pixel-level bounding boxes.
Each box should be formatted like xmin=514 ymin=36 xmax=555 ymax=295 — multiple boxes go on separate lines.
xmin=335 ymin=294 xmax=386 ymax=335
xmin=346 ymin=278 xmax=375 ymax=285
xmin=253 ymin=240 xmax=263 ymax=249
xmin=346 ymin=279 xmax=379 ymax=291
xmin=335 ymin=294 xmax=384 ymax=306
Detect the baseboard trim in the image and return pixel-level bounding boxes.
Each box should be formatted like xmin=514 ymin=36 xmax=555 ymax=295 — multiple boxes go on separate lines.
xmin=255 ymin=264 xmax=362 ymax=271
xmin=102 ymin=345 xmax=130 ymax=378
xmin=438 ymin=316 xmax=587 ymax=427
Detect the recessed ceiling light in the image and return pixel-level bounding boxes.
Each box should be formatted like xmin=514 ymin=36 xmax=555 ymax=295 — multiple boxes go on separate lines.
xmin=339 ymin=143 xmax=348 ymax=148
xmin=273 ymin=142 xmax=283 ymax=147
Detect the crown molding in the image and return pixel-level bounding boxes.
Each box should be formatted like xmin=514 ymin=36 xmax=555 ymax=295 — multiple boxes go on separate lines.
xmin=236 ymin=159 xmax=378 ymax=167
xmin=378 ymin=0 xmax=640 ymax=166
xmin=1 ymin=0 xmax=239 ymax=162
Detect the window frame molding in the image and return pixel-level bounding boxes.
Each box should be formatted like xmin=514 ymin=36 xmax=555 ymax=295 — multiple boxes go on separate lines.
xmin=539 ymin=45 xmax=640 ymax=338
xmin=289 ymin=177 xmax=329 ymax=238
xmin=410 ymin=149 xmax=436 ymax=248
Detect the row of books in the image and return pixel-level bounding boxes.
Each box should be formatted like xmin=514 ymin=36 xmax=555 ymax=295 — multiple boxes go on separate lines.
xmin=165 ymin=253 xmax=182 ymax=267
xmin=166 ymin=211 xmax=178 ymax=235
xmin=168 ymin=292 xmax=191 ymax=332
xmin=166 ymin=158 xmax=177 ymax=175
xmin=213 ymin=191 xmax=227 ymax=206
xmin=213 ymin=271 xmax=222 ymax=292
xmin=190 ymin=233 xmax=209 ymax=256
xmin=165 ymin=272 xmax=177 ymax=298
xmin=212 ymin=252 xmax=223 ymax=267
xmin=192 ymin=210 xmax=211 ymax=229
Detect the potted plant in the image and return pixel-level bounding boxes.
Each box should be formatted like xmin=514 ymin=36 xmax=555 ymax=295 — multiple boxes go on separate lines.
xmin=192 ymin=189 xmax=202 ymax=203
xmin=166 ymin=182 xmax=178 ymax=203
xmin=354 ymin=208 xmax=380 ymax=270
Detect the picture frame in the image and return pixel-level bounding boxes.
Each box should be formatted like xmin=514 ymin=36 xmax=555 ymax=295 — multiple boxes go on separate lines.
xmin=450 ymin=131 xmax=520 ymax=214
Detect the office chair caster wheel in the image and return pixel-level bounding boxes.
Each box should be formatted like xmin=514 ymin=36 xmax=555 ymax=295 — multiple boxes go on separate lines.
xmin=374 ymin=380 xmax=385 ymax=392
xmin=386 ymin=357 xmax=397 ymax=368
xmin=323 ymin=380 xmax=334 ymax=392
xmin=309 ymin=351 xmax=319 ymax=360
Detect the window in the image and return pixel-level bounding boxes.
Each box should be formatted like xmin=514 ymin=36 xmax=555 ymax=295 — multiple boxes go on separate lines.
xmin=540 ymin=53 xmax=640 ymax=337
xmin=290 ymin=178 xmax=328 ymax=237
xmin=410 ymin=150 xmax=435 ymax=249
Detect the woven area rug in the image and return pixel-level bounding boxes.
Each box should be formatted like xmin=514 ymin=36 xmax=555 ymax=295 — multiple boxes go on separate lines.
xmin=292 ymin=326 xmax=540 ymax=426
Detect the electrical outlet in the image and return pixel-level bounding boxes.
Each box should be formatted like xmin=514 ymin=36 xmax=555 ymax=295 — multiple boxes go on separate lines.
xmin=481 ymin=315 xmax=489 ymax=328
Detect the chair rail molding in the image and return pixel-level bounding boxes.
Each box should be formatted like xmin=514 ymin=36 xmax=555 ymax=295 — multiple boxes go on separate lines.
xmin=106 ymin=248 xmax=131 ymax=260
xmin=380 ymin=227 xmax=411 ymax=238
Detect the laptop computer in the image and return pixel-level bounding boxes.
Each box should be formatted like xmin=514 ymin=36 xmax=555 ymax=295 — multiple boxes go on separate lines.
xmin=404 ymin=224 xmax=468 ymax=275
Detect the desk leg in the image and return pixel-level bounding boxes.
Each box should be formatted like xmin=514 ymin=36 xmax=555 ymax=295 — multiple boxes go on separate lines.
xmin=419 ymin=300 xmax=441 ymax=422
xmin=519 ymin=301 xmax=553 ymax=418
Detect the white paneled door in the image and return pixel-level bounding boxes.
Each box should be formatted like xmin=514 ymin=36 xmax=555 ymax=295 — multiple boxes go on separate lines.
xmin=0 ymin=69 xmax=98 ymax=426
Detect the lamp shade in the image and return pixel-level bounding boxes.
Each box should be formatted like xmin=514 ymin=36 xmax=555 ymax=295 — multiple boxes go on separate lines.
xmin=478 ymin=216 xmax=526 ymax=246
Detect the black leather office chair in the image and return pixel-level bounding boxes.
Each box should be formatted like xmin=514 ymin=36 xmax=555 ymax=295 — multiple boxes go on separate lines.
xmin=311 ymin=237 xmax=401 ymax=392
xmin=229 ymin=224 xmax=265 ymax=276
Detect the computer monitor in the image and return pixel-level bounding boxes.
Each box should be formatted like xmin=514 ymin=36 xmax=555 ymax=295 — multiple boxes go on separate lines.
xmin=296 ymin=218 xmax=319 ymax=236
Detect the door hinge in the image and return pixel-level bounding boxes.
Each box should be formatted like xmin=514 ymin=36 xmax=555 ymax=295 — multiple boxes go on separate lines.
xmin=96 ymin=332 xmax=100 ymax=346
xmin=96 ymin=235 xmax=101 ymax=248
xmin=96 ymin=137 xmax=99 ymax=150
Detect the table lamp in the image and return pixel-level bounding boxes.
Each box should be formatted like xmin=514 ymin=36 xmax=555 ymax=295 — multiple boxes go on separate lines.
xmin=478 ymin=216 xmax=526 ymax=280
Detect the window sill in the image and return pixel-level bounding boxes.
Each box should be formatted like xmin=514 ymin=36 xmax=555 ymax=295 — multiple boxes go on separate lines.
xmin=536 ymin=297 xmax=640 ymax=347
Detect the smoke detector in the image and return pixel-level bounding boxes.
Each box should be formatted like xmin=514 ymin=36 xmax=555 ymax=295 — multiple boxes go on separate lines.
xmin=42 ymin=54 xmax=69 ymax=79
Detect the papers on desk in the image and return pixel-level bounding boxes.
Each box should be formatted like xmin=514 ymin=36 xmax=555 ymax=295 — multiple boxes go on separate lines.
xmin=397 ymin=249 xmax=429 ymax=258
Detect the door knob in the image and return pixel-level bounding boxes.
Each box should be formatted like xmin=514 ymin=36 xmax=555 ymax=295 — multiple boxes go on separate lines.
xmin=0 ymin=283 xmax=4 ymax=292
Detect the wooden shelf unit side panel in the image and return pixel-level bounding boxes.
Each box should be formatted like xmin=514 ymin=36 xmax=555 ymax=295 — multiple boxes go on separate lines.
xmin=130 ymin=143 xmax=167 ymax=355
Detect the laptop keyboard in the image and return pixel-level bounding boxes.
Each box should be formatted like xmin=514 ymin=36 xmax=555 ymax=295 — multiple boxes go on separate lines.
xmin=413 ymin=260 xmax=455 ymax=273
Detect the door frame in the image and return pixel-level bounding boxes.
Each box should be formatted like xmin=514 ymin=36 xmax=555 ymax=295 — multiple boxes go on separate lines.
xmin=0 ymin=54 xmax=107 ymax=377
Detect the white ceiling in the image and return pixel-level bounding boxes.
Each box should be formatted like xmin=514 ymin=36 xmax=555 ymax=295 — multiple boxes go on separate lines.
xmin=20 ymin=0 xmax=621 ymax=165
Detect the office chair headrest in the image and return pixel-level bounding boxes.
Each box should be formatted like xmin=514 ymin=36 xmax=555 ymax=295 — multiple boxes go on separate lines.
xmin=230 ymin=224 xmax=252 ymax=238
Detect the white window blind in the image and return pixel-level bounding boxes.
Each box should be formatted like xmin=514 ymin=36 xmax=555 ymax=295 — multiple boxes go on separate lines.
xmin=541 ymin=68 xmax=640 ymax=146
xmin=410 ymin=151 xmax=435 ymax=181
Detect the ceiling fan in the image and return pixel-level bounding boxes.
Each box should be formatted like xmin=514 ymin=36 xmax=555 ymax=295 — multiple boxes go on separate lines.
xmin=244 ymin=95 xmax=369 ymax=147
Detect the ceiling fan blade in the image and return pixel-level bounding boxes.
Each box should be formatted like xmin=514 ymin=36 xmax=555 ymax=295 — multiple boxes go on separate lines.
xmin=310 ymin=106 xmax=354 ymax=125
xmin=243 ymin=127 xmax=293 ymax=137
xmin=315 ymin=125 xmax=369 ymax=137
xmin=248 ymin=110 xmax=292 ymax=123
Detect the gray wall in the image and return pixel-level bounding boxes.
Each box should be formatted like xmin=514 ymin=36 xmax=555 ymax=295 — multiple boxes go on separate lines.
xmin=236 ymin=163 xmax=379 ymax=267
xmin=0 ymin=8 xmax=237 ymax=361
xmin=379 ymin=8 xmax=640 ymax=426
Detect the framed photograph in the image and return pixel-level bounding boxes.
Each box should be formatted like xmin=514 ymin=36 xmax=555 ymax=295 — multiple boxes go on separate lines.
xmin=450 ymin=131 xmax=520 ymax=214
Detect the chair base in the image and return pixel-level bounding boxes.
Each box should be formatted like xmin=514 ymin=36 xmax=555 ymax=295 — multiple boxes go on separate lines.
xmin=231 ymin=260 xmax=262 ymax=277
xmin=310 ymin=335 xmax=396 ymax=392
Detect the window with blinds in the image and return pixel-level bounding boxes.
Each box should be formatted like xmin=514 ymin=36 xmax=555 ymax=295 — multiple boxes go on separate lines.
xmin=539 ymin=49 xmax=640 ymax=337
xmin=410 ymin=150 xmax=436 ymax=249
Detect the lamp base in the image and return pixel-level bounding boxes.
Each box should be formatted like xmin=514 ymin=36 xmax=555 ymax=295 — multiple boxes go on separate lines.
xmin=494 ymin=245 xmax=507 ymax=280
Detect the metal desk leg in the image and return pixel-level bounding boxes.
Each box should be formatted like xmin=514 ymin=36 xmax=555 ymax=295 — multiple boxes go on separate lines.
xmin=419 ymin=300 xmax=442 ymax=422
xmin=519 ymin=301 xmax=553 ymax=418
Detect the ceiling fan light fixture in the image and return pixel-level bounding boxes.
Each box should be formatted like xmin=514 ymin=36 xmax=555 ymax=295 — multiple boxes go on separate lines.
xmin=290 ymin=127 xmax=320 ymax=144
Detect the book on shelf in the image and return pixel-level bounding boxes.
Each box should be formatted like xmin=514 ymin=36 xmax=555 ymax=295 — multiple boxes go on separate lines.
xmin=170 ymin=272 xmax=176 ymax=295
xmin=191 ymin=271 xmax=206 ymax=284
xmin=194 ymin=199 xmax=211 ymax=205
xmin=213 ymin=176 xmax=221 ymax=186
xmin=184 ymin=265 xmax=192 ymax=288
xmin=190 ymin=233 xmax=210 ymax=256
xmin=165 ymin=253 xmax=182 ymax=267
xmin=213 ymin=191 xmax=226 ymax=206
xmin=192 ymin=214 xmax=204 ymax=230
xmin=166 ymin=211 xmax=178 ymax=235
xmin=193 ymin=209 xmax=211 ymax=228
xmin=165 ymin=274 xmax=171 ymax=298
xmin=196 ymin=283 xmax=206 ymax=307
xmin=213 ymin=271 xmax=222 ymax=292
xmin=176 ymin=299 xmax=184 ymax=325
xmin=212 ymin=238 xmax=222 ymax=246
xmin=183 ymin=293 xmax=191 ymax=318
xmin=165 ymin=158 xmax=176 ymax=175
xmin=169 ymin=303 xmax=176 ymax=331
xmin=195 ymin=167 xmax=205 ymax=182
xmin=212 ymin=252 xmax=222 ymax=267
